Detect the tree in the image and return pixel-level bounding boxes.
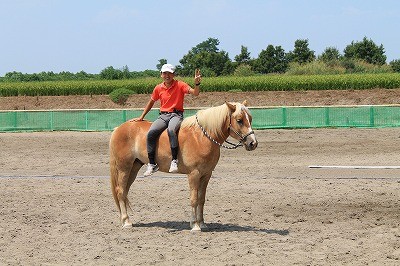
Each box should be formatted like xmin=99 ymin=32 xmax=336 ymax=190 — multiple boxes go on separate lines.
xmin=343 ymin=37 xmax=386 ymax=65
xmin=74 ymin=70 xmax=95 ymax=80
xmin=179 ymin=37 xmax=233 ymax=76
xmin=192 ymin=37 xmax=219 ymax=53
xmin=390 ymin=59 xmax=400 ymax=72
xmin=121 ymin=65 xmax=130 ymax=79
xmin=319 ymin=47 xmax=341 ymax=62
xmin=234 ymin=45 xmax=251 ymax=64
xmin=5 ymin=71 xmax=24 ymax=81
xmin=287 ymin=39 xmax=315 ymax=64
xmin=254 ymin=45 xmax=288 ymax=74
xmin=156 ymin=59 xmax=167 ymax=71
xmin=100 ymin=66 xmax=123 ymax=80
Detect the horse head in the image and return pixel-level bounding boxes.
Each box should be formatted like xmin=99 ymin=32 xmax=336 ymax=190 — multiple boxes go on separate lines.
xmin=225 ymin=100 xmax=258 ymax=151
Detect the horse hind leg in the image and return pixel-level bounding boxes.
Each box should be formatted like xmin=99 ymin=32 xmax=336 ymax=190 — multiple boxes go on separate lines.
xmin=115 ymin=169 xmax=132 ymax=228
xmin=115 ymin=160 xmax=143 ymax=228
xmin=110 ymin=153 xmax=126 ymax=227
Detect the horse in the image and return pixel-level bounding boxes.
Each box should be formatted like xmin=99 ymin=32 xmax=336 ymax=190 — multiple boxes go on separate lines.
xmin=109 ymin=100 xmax=258 ymax=231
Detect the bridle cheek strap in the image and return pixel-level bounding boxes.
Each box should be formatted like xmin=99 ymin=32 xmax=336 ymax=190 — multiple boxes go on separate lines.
xmin=228 ymin=124 xmax=255 ymax=143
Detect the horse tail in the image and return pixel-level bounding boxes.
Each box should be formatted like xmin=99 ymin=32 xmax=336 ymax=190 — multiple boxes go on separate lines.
xmin=109 ymin=132 xmax=121 ymax=213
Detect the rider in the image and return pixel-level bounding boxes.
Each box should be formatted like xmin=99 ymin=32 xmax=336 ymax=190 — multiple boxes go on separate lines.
xmin=132 ymin=64 xmax=201 ymax=176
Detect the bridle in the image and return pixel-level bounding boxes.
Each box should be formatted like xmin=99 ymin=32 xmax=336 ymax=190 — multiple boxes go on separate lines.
xmin=195 ymin=113 xmax=254 ymax=150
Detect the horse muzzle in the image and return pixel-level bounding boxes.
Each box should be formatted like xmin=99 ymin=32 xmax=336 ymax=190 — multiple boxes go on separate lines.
xmin=244 ymin=135 xmax=258 ymax=151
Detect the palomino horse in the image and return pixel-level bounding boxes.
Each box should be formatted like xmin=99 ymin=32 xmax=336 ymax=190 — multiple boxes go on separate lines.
xmin=109 ymin=101 xmax=258 ymax=231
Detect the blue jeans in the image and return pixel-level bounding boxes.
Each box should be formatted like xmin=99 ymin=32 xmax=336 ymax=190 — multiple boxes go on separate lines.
xmin=147 ymin=112 xmax=183 ymax=163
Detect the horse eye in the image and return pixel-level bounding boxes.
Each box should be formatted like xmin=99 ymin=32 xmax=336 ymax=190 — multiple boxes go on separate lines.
xmin=237 ymin=119 xmax=243 ymax=124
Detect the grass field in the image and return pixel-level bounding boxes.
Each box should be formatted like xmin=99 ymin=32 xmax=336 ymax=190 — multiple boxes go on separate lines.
xmin=1 ymin=73 xmax=400 ymax=97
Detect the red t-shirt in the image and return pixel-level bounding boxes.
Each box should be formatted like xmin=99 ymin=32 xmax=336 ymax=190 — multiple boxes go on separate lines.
xmin=151 ymin=80 xmax=190 ymax=112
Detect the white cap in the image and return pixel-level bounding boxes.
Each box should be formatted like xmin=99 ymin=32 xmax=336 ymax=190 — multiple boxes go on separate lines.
xmin=160 ymin=63 xmax=175 ymax=73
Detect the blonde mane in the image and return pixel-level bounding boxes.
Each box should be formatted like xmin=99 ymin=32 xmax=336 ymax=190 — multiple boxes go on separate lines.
xmin=182 ymin=102 xmax=243 ymax=138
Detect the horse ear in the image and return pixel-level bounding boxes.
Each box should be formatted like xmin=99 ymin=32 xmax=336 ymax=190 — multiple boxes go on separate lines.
xmin=225 ymin=101 xmax=236 ymax=112
xmin=242 ymin=100 xmax=248 ymax=107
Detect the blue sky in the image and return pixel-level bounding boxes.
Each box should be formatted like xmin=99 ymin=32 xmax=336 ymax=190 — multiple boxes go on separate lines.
xmin=1 ymin=0 xmax=399 ymax=76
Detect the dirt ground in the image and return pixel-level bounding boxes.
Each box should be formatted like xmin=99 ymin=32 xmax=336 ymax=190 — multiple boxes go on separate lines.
xmin=1 ymin=89 xmax=400 ymax=265
xmin=0 ymin=128 xmax=399 ymax=265
xmin=2 ymin=88 xmax=400 ymax=110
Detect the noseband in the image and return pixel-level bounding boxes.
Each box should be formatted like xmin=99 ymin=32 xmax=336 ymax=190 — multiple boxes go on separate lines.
xmin=228 ymin=125 xmax=255 ymax=143
xmin=195 ymin=114 xmax=254 ymax=150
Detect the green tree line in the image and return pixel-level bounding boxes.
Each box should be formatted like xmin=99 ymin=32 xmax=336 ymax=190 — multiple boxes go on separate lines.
xmin=2 ymin=36 xmax=400 ymax=82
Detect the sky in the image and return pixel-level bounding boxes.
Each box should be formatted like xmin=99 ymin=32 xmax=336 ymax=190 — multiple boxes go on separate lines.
xmin=1 ymin=0 xmax=399 ymax=76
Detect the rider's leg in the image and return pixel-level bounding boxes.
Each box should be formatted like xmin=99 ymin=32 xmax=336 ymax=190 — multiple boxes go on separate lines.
xmin=146 ymin=117 xmax=167 ymax=164
xmin=167 ymin=114 xmax=183 ymax=160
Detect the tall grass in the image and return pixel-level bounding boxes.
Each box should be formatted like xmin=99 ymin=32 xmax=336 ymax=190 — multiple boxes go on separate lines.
xmin=0 ymin=73 xmax=400 ymax=97
xmin=0 ymin=78 xmax=158 ymax=96
xmin=197 ymin=73 xmax=400 ymax=92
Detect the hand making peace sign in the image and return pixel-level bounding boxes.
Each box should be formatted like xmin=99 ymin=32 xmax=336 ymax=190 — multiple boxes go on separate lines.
xmin=194 ymin=68 xmax=202 ymax=85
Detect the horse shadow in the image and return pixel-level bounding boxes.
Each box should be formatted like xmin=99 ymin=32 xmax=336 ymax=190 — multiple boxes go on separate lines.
xmin=133 ymin=221 xmax=289 ymax=235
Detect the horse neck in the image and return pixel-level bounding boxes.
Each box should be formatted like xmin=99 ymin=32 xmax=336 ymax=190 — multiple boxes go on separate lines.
xmin=183 ymin=104 xmax=232 ymax=145
xmin=200 ymin=111 xmax=231 ymax=144
xmin=217 ymin=117 xmax=231 ymax=143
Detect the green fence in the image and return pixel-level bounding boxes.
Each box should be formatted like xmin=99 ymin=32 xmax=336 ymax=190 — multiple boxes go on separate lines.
xmin=1 ymin=105 xmax=400 ymax=132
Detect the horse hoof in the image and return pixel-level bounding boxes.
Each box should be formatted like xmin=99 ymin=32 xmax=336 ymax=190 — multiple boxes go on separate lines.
xmin=191 ymin=224 xmax=202 ymax=232
xmin=122 ymin=222 xmax=133 ymax=229
xmin=200 ymin=223 xmax=209 ymax=231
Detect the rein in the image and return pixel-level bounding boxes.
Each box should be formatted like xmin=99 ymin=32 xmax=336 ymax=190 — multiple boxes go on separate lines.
xmin=195 ymin=114 xmax=253 ymax=150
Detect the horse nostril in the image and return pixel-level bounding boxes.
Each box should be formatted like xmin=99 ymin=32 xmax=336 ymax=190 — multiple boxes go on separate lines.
xmin=250 ymin=141 xmax=258 ymax=149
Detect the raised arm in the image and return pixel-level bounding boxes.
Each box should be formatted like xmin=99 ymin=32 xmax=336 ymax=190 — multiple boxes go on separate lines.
xmin=190 ymin=68 xmax=202 ymax=96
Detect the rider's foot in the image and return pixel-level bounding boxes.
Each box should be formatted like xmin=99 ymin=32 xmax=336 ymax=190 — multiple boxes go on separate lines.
xmin=169 ymin=159 xmax=178 ymax=173
xmin=143 ymin=163 xmax=159 ymax=176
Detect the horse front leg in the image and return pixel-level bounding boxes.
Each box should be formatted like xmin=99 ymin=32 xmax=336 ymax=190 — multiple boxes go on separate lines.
xmin=188 ymin=171 xmax=212 ymax=232
xmin=196 ymin=173 xmax=212 ymax=231
xmin=188 ymin=171 xmax=202 ymax=232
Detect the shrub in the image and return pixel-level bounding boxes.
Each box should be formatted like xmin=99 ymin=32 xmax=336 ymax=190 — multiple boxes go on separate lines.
xmin=286 ymin=61 xmax=346 ymax=75
xmin=233 ymin=64 xmax=255 ymax=76
xmin=341 ymin=59 xmax=392 ymax=74
xmin=198 ymin=67 xmax=217 ymax=77
xmin=109 ymin=88 xmax=134 ymax=105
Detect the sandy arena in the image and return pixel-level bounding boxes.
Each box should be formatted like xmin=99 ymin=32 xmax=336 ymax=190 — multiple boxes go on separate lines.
xmin=0 ymin=128 xmax=399 ymax=265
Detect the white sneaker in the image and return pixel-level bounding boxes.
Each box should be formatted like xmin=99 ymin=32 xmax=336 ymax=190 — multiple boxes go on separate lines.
xmin=169 ymin=159 xmax=178 ymax=173
xmin=143 ymin=163 xmax=159 ymax=176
